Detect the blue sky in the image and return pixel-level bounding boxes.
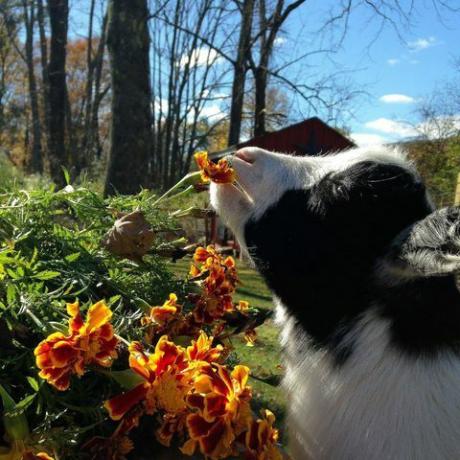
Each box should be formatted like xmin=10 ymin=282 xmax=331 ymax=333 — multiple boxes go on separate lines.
xmin=276 ymin=1 xmax=460 ymax=146
xmin=68 ymin=1 xmax=460 ymax=146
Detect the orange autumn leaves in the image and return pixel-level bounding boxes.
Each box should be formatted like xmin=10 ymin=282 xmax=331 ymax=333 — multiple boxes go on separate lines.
xmin=33 ymin=246 xmax=282 ymax=460
xmin=34 ymin=300 xmax=118 ymax=391
xmin=194 ymin=151 xmax=235 ymax=184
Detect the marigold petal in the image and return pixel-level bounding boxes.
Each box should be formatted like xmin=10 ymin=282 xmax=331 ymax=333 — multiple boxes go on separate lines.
xmin=85 ymin=300 xmax=112 ymax=331
xmin=180 ymin=438 xmax=198 ymax=456
xmin=199 ymin=417 xmax=234 ymax=458
xmin=203 ymin=394 xmax=227 ymax=421
xmin=104 ymin=383 xmax=148 ymax=421
xmin=67 ymin=302 xmax=84 ymax=333
xmin=186 ymin=393 xmax=205 ymax=411
xmin=186 ymin=414 xmax=215 ymax=439
xmin=232 ymin=365 xmax=249 ymax=389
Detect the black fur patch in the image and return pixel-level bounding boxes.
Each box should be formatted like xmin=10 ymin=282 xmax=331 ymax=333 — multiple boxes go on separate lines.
xmin=245 ymin=161 xmax=438 ymax=363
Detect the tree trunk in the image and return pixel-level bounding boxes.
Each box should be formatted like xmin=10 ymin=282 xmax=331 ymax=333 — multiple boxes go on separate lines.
xmin=253 ymin=62 xmax=268 ymax=137
xmin=47 ymin=0 xmax=69 ymax=187
xmin=89 ymin=14 xmax=108 ymax=161
xmin=228 ymin=0 xmax=254 ymax=146
xmin=104 ymin=0 xmax=152 ymax=195
xmin=37 ymin=0 xmax=50 ymax=150
xmin=251 ymin=0 xmax=306 ymax=137
xmin=23 ymin=0 xmax=43 ymax=173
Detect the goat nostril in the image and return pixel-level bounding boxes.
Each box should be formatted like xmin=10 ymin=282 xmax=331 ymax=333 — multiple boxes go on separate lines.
xmin=234 ymin=150 xmax=255 ymax=164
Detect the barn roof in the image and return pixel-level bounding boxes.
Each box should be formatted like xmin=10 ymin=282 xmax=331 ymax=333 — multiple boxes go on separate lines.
xmin=209 ymin=117 xmax=354 ymax=160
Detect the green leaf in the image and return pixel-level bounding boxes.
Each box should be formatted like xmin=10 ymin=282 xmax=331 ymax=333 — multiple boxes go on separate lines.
xmin=62 ymin=167 xmax=71 ymax=185
xmin=5 ymin=268 xmax=19 ymax=280
xmin=0 ymin=254 xmax=16 ymax=265
xmin=26 ymin=377 xmax=39 ymax=392
xmin=100 ymin=369 xmax=144 ymax=389
xmin=6 ymin=283 xmax=16 ymax=305
xmin=32 ymin=270 xmax=61 ymax=281
xmin=47 ymin=321 xmax=68 ymax=334
xmin=13 ymin=394 xmax=37 ymax=414
xmin=65 ymin=252 xmax=81 ymax=263
xmin=0 ymin=384 xmax=29 ymax=441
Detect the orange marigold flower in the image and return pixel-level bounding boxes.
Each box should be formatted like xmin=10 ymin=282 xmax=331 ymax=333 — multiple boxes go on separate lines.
xmin=194 ymin=151 xmax=235 ymax=184
xmin=142 ymin=293 xmax=180 ymax=327
xmin=189 ymin=246 xmax=240 ymax=324
xmin=244 ymin=410 xmax=283 ymax=460
xmin=156 ymin=412 xmax=188 ymax=447
xmin=105 ymin=337 xmax=190 ymax=421
xmin=182 ymin=364 xmax=252 ymax=459
xmin=186 ymin=331 xmax=223 ymax=364
xmin=237 ymin=301 xmax=250 ymax=312
xmin=34 ymin=301 xmax=118 ymax=391
xmin=244 ymin=329 xmax=257 ymax=347
xmin=193 ymin=245 xmax=217 ymax=264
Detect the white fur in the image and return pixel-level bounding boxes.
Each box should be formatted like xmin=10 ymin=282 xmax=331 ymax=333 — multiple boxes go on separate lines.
xmin=210 ymin=146 xmax=460 ymax=460
xmin=275 ymin=302 xmax=460 ymax=460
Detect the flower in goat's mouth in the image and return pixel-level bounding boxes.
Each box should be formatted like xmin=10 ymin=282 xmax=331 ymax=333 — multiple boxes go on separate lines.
xmin=194 ymin=151 xmax=235 ymax=184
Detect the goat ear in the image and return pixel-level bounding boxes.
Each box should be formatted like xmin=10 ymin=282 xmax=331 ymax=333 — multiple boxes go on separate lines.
xmin=380 ymin=207 xmax=460 ymax=283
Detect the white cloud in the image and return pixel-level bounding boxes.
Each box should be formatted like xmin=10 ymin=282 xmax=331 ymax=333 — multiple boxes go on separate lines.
xmin=387 ymin=58 xmax=400 ymax=66
xmin=379 ymin=94 xmax=415 ymax=104
xmin=197 ymin=104 xmax=226 ymax=121
xmin=179 ymin=47 xmax=222 ymax=69
xmin=351 ymin=133 xmax=388 ymax=146
xmin=418 ymin=115 xmax=460 ymax=139
xmin=153 ymin=98 xmax=168 ymax=115
xmin=274 ymin=36 xmax=286 ymax=46
xmin=365 ymin=118 xmax=418 ymax=137
xmin=408 ymin=36 xmax=437 ymax=52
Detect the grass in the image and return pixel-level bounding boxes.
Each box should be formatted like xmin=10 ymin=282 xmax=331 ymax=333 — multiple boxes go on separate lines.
xmin=168 ymin=257 xmax=287 ymax=432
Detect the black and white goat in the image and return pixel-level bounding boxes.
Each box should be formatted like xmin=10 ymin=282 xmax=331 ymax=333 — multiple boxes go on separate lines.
xmin=210 ymin=146 xmax=460 ymax=460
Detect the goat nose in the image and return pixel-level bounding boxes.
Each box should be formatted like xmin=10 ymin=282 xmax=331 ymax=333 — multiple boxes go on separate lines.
xmin=234 ymin=149 xmax=257 ymax=165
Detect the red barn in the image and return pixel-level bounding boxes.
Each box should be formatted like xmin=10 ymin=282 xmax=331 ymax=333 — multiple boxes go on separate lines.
xmin=207 ymin=117 xmax=354 ymax=247
xmin=209 ymin=117 xmax=354 ymax=161
xmin=237 ymin=116 xmax=354 ymax=156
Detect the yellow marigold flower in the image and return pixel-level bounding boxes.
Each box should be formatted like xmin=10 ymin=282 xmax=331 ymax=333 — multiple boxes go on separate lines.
xmin=34 ymin=301 xmax=118 ymax=391
xmin=194 ymin=151 xmax=235 ymax=184
xmin=244 ymin=410 xmax=283 ymax=460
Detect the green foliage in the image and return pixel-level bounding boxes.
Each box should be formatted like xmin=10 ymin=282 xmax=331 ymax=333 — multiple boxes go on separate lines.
xmin=0 ymin=153 xmax=23 ymax=189
xmin=0 ymin=182 xmax=186 ymax=457
xmin=407 ymin=137 xmax=460 ymax=206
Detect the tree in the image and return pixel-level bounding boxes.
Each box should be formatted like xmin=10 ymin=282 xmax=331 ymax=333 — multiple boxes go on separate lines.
xmin=150 ymin=0 xmax=231 ymax=190
xmin=407 ymin=70 xmax=460 ymax=206
xmin=22 ymin=0 xmax=43 ymax=173
xmin=47 ymin=0 xmax=69 ymax=187
xmin=250 ymin=0 xmax=306 ymax=137
xmin=227 ymin=0 xmax=254 ymax=146
xmin=104 ymin=0 xmax=152 ymax=195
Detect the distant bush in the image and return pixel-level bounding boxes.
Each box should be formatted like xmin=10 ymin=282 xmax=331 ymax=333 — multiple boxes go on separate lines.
xmin=0 ymin=153 xmax=23 ymax=190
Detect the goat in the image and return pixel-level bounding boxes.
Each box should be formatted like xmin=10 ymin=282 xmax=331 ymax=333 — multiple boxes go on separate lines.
xmin=210 ymin=146 xmax=460 ymax=460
